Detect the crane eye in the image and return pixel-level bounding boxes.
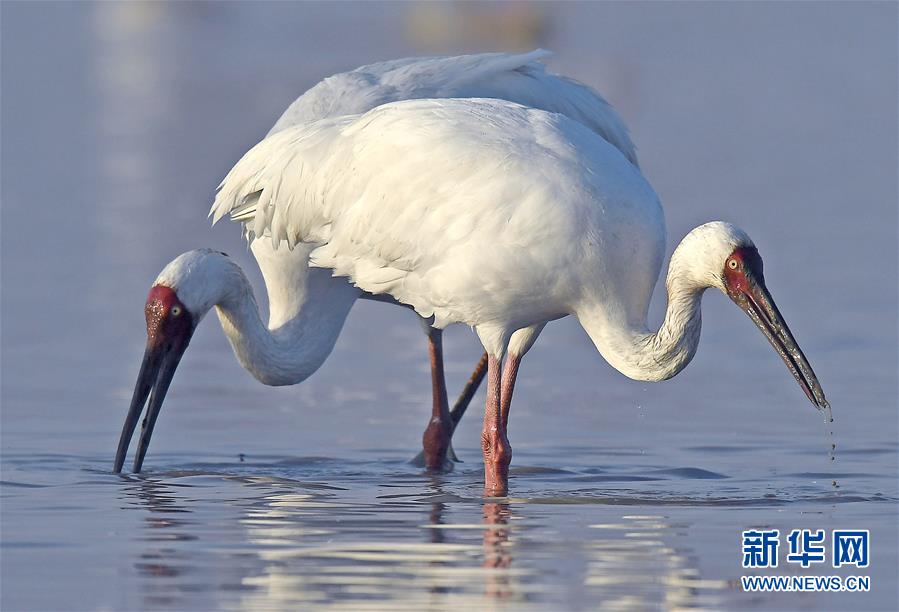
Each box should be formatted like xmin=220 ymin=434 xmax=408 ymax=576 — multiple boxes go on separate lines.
xmin=727 ymin=259 xmax=738 ymax=270
xmin=171 ymin=305 xmax=182 ymax=317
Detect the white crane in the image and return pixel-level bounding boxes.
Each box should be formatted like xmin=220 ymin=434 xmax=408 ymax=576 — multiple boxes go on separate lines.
xmin=118 ymin=98 xmax=827 ymax=496
xmin=115 ymin=51 xmax=639 ymax=473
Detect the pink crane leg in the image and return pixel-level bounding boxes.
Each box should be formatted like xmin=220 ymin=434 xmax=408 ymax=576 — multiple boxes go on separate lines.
xmin=421 ymin=328 xmax=452 ymax=471
xmin=482 ymin=354 xmax=512 ymax=496
xmin=500 ymin=353 xmax=521 ymax=429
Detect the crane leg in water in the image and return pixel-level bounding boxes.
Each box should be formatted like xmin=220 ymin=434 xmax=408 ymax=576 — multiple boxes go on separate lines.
xmin=482 ymin=353 xmax=514 ymax=497
xmin=411 ymin=351 xmax=488 ymax=468
xmin=364 ymin=294 xmax=488 ymax=469
xmin=421 ymin=328 xmax=451 ymax=470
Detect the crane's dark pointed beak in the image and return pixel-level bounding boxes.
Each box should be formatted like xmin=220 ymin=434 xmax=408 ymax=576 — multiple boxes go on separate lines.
xmin=726 ymin=249 xmax=827 ymax=409
xmin=114 ymin=287 xmax=194 ymax=473
xmin=114 ymin=338 xmax=190 ymax=473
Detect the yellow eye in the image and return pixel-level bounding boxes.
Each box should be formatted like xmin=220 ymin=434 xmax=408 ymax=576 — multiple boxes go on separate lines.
xmin=728 ymin=259 xmax=738 ymax=270
xmin=171 ymin=305 xmax=182 ymax=317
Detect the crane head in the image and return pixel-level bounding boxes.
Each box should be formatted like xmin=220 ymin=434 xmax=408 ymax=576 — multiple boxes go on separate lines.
xmin=114 ymin=249 xmax=231 ymax=474
xmin=673 ymin=222 xmax=827 ymax=409
xmin=718 ymin=237 xmax=828 ymax=410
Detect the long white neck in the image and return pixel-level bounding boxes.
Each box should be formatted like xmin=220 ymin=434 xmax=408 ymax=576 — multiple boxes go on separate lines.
xmin=211 ymin=247 xmax=360 ymax=386
xmin=576 ymin=238 xmax=716 ymax=383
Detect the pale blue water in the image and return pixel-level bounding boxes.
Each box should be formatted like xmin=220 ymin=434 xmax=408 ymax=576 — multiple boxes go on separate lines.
xmin=2 ymin=2 xmax=897 ymax=610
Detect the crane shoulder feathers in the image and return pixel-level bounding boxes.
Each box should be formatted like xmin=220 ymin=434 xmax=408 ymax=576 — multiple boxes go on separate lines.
xmin=212 ymin=98 xmax=659 ymax=327
xmin=269 ymin=50 xmax=637 ymax=167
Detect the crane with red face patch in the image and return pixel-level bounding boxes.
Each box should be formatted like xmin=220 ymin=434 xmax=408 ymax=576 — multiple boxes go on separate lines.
xmin=118 ymin=97 xmax=827 ymax=496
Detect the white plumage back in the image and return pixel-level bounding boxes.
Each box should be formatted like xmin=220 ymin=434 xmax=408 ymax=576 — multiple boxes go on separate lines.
xmin=211 ymin=98 xmax=661 ymax=332
xmin=268 ymin=50 xmax=638 ymax=167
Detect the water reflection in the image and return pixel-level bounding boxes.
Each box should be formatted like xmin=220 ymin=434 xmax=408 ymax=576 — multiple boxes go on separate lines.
xmin=235 ymin=487 xmax=485 ymax=608
xmin=114 ymin=471 xmax=734 ymax=609
xmin=482 ymin=502 xmax=514 ymax=601
xmin=120 ymin=477 xmax=199 ymax=608
xmin=586 ymin=515 xmax=726 ymax=609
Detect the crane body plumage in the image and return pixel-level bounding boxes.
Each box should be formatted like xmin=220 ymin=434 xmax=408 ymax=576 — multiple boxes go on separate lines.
xmin=255 ymin=49 xmax=638 ymax=364
xmin=246 ymin=49 xmax=640 ymax=377
xmin=117 ymin=51 xmax=644 ymax=475
xmin=214 ymin=99 xmax=665 ymax=368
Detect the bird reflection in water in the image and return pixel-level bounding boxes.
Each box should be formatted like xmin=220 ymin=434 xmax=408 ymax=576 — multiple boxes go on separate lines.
xmin=482 ymin=501 xmax=514 ymax=599
xmin=423 ymin=497 xmax=517 ymax=601
xmin=119 ymin=476 xmax=198 ymax=607
xmin=427 ymin=501 xmax=446 ymax=545
xmin=424 ymin=500 xmax=451 ymax=597
xmin=116 ymin=473 xmax=726 ymax=608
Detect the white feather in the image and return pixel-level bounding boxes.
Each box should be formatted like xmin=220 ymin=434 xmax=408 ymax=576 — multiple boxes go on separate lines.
xmin=268 ymin=50 xmax=637 ymax=167
xmin=213 ymin=98 xmax=660 ymax=352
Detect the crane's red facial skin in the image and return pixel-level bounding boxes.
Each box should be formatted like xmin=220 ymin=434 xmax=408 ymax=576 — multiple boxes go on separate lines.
xmin=723 ymin=246 xmax=764 ymax=298
xmin=145 ymin=285 xmax=193 ymax=348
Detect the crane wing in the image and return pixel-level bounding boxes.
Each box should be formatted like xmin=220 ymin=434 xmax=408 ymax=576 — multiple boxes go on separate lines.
xmin=269 ymin=50 xmax=638 ymax=167
xmin=212 ymin=99 xmax=650 ymax=328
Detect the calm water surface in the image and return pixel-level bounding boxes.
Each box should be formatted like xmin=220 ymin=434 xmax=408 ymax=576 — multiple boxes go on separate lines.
xmin=2 ymin=3 xmax=897 ymax=610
